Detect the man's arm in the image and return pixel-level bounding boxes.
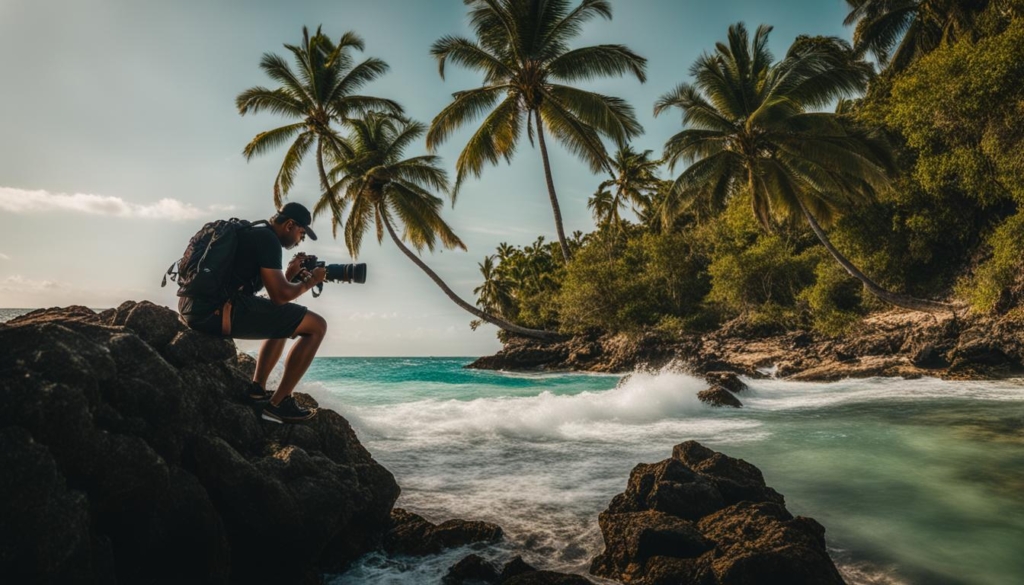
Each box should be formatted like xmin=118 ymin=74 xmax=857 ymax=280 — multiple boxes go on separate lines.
xmin=261 ymin=266 xmax=327 ymax=305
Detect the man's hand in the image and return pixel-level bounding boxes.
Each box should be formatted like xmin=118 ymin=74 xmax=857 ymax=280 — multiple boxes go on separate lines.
xmin=286 ymin=253 xmax=308 ymax=281
xmin=309 ymin=266 xmax=327 ymax=285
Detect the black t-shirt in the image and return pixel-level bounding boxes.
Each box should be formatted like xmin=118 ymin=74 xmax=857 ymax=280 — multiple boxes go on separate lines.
xmin=181 ymin=225 xmax=282 ymax=317
xmin=230 ymin=225 xmax=283 ymax=295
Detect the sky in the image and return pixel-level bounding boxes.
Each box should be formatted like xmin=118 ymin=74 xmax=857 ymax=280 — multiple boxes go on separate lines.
xmin=0 ymin=0 xmax=852 ymax=356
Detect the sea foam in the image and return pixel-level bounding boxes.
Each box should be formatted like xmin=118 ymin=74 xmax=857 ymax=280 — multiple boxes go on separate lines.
xmin=342 ymin=366 xmax=760 ymax=443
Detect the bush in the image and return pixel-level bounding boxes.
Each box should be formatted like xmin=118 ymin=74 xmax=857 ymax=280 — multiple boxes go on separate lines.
xmin=556 ymin=226 xmax=711 ymax=334
xmin=957 ymin=211 xmax=1024 ymax=313
xmin=800 ymin=257 xmax=865 ymax=336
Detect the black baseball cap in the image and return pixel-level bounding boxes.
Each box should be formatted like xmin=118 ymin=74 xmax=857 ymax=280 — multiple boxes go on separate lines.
xmin=277 ymin=202 xmax=318 ymax=240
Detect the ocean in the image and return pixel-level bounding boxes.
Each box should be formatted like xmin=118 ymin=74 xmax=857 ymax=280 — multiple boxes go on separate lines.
xmin=4 ymin=309 xmax=1022 ymax=584
xmin=302 ymin=359 xmax=1024 ymax=585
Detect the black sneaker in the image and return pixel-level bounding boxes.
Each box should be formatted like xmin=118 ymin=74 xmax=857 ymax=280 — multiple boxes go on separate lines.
xmin=247 ymin=381 xmax=273 ymax=401
xmin=261 ymin=396 xmax=316 ymax=423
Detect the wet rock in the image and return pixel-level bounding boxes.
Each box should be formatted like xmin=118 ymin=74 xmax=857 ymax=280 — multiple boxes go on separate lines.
xmin=591 ymin=441 xmax=843 ymax=585
xmin=704 ymin=371 xmax=747 ymax=393
xmin=384 ymin=508 xmax=503 ymax=556
xmin=697 ymin=386 xmax=743 ymax=408
xmin=0 ymin=303 xmax=399 ymax=584
xmin=443 ymin=554 xmax=499 ymax=584
xmin=504 ymin=572 xmax=595 ymax=585
xmin=499 ymin=556 xmax=537 ymax=581
xmin=442 ymin=554 xmax=592 ymax=585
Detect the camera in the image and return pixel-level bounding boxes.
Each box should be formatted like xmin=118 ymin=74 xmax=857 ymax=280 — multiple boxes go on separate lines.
xmin=296 ymin=254 xmax=367 ymax=284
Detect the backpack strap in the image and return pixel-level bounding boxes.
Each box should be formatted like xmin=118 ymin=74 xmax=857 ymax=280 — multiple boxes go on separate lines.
xmin=161 ymin=260 xmax=177 ymax=287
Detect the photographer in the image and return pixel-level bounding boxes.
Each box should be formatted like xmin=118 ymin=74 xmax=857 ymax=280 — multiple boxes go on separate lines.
xmin=178 ymin=202 xmax=327 ymax=423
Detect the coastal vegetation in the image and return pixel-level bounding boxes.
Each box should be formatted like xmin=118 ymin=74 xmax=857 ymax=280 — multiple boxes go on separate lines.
xmin=471 ymin=0 xmax=1024 ymax=339
xmin=235 ymin=0 xmax=1024 ymax=341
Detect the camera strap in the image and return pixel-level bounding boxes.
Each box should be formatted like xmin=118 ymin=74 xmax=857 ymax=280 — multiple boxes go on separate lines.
xmin=311 ymin=282 xmax=323 ymax=298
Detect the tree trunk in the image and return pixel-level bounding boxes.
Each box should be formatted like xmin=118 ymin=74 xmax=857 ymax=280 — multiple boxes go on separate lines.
xmin=534 ymin=109 xmax=573 ymax=263
xmin=799 ymin=198 xmax=955 ymax=315
xmin=382 ymin=212 xmax=560 ymax=340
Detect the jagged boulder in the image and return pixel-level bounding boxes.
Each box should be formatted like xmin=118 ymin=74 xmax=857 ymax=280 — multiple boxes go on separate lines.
xmin=591 ymin=441 xmax=844 ymax=585
xmin=443 ymin=555 xmax=595 ymax=585
xmin=697 ymin=386 xmax=743 ymax=408
xmin=0 ymin=303 xmax=400 ymax=585
xmin=384 ymin=508 xmax=504 ymax=556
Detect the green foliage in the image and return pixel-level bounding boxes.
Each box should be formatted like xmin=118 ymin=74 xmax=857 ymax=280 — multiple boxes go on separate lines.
xmin=800 ymin=256 xmax=865 ymax=335
xmin=706 ymin=234 xmax=816 ymax=320
xmin=478 ymin=226 xmax=711 ymax=336
xmin=957 ymin=212 xmax=1024 ymax=313
xmin=885 ymin=15 xmax=1024 ymax=206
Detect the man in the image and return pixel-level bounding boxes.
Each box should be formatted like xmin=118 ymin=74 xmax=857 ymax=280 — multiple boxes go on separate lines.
xmin=178 ymin=202 xmax=327 ymax=423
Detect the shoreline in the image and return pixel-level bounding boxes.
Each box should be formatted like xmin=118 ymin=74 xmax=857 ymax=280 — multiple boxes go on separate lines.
xmin=467 ymin=308 xmax=1024 ymax=383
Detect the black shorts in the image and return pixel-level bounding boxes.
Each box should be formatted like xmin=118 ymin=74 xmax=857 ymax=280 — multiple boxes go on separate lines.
xmin=178 ymin=296 xmax=308 ymax=340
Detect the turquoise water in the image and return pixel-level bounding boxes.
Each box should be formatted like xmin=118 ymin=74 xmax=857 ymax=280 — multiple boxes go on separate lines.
xmin=280 ymin=358 xmax=1024 ymax=585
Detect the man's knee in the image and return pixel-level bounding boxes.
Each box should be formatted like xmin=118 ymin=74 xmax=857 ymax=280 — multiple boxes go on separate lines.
xmin=296 ymin=310 xmax=327 ymax=337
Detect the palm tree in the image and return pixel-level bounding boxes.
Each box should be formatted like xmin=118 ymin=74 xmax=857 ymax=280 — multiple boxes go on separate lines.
xmin=237 ymin=26 xmax=402 ymax=208
xmin=587 ymin=186 xmax=618 ymax=228
xmin=655 ymin=23 xmax=951 ymax=314
xmin=317 ymin=111 xmax=557 ymax=339
xmin=843 ymin=0 xmax=990 ymax=71
xmin=474 ymin=255 xmax=514 ymax=316
xmin=593 ymin=144 xmax=663 ymax=230
xmin=427 ymin=0 xmax=648 ymax=262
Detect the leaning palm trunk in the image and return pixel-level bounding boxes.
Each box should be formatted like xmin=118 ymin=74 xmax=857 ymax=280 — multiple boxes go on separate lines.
xmin=798 ymin=198 xmax=954 ymax=315
xmin=382 ymin=214 xmax=559 ymax=340
xmin=535 ymin=111 xmax=573 ymax=264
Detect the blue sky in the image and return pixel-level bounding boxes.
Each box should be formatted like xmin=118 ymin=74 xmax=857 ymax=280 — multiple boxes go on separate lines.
xmin=0 ymin=0 xmax=851 ymax=355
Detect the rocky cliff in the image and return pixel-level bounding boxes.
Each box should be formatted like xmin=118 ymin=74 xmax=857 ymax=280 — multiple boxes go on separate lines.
xmin=469 ymin=308 xmax=1024 ymax=380
xmin=0 ymin=302 xmax=399 ymax=584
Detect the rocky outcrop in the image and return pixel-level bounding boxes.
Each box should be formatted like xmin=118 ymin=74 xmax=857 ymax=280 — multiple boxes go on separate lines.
xmin=590 ymin=441 xmax=844 ymax=585
xmin=0 ymin=302 xmax=400 ymax=585
xmin=444 ymin=555 xmax=595 ymax=585
xmin=696 ymin=386 xmax=743 ymax=408
xmin=384 ymin=508 xmax=504 ymax=556
xmin=469 ymin=308 xmax=1024 ymax=381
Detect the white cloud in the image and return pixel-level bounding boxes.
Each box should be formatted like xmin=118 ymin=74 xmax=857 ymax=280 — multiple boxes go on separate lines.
xmin=347 ymin=310 xmax=401 ymax=321
xmin=0 ymin=252 xmax=9 ymax=260
xmin=0 ymin=186 xmax=234 ymax=221
xmin=1 ymin=274 xmax=69 ymax=291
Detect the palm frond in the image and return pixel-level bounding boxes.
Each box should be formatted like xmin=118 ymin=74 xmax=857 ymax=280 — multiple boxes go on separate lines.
xmin=539 ymin=0 xmax=613 ymax=59
xmin=272 ymin=131 xmax=314 ymax=206
xmin=431 ymin=35 xmax=512 ymax=81
xmin=547 ymin=44 xmax=647 ymax=83
xmin=257 ymin=53 xmax=313 ymax=104
xmin=242 ymin=122 xmax=306 ymax=161
xmin=328 ymin=57 xmax=391 ymax=107
xmin=538 ymin=99 xmax=609 ymax=173
xmin=427 ymin=85 xmax=508 ymax=150
xmin=235 ymin=87 xmax=306 ymax=117
xmin=544 ymin=84 xmax=643 ymax=142
xmin=453 ymin=94 xmax=523 ymax=192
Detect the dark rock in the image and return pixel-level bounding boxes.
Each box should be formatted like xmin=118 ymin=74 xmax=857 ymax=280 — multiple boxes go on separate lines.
xmin=499 ymin=556 xmax=537 ymax=581
xmin=672 ymin=441 xmax=784 ymax=506
xmin=0 ymin=303 xmax=400 ymax=584
xmin=591 ymin=442 xmax=842 ymax=585
xmin=503 ymin=571 xmax=595 ymax=585
xmin=384 ymin=508 xmax=503 ymax=556
xmin=443 ymin=554 xmax=499 ymax=584
xmin=704 ymin=371 xmax=747 ymax=393
xmin=697 ymin=386 xmax=743 ymax=408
